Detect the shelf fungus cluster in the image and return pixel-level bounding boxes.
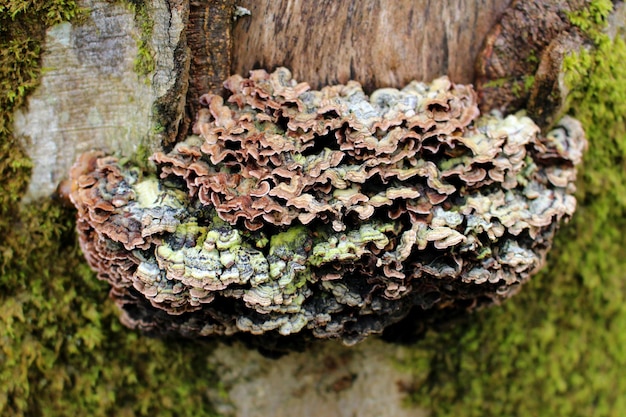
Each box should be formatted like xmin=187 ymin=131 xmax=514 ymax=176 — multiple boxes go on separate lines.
xmin=70 ymin=68 xmax=586 ymax=344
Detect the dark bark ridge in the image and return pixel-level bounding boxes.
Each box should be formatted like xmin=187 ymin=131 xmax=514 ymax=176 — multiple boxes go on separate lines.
xmin=475 ymin=0 xmax=604 ymax=129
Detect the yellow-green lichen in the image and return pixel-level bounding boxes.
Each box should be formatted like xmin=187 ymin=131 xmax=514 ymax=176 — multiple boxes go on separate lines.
xmin=309 ymin=223 xmax=392 ymax=267
xmin=268 ymin=226 xmax=312 ymax=291
xmin=269 ymin=226 xmax=311 ymax=257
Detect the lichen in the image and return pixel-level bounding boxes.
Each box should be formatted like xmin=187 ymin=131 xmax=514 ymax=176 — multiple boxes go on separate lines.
xmin=69 ymin=69 xmax=585 ymax=345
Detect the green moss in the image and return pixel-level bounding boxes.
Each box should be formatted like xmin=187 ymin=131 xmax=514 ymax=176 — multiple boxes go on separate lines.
xmin=0 ymin=201 xmax=221 ymax=416
xmin=0 ymin=1 xmax=85 ymax=213
xmin=0 ymin=3 xmax=220 ymax=416
xmin=120 ymin=140 xmax=157 ymax=175
xmin=522 ymin=74 xmax=535 ymax=93
xmin=483 ymin=75 xmax=533 ymax=98
xmin=482 ymin=77 xmax=508 ymax=89
xmin=400 ymin=6 xmax=626 ymax=417
xmin=567 ymin=0 xmax=613 ymax=42
xmin=525 ymin=49 xmax=539 ymax=65
xmin=0 ymin=1 xmax=83 ymax=135
xmin=0 ymin=2 xmax=86 ymax=212
xmin=120 ymin=0 xmax=156 ymax=79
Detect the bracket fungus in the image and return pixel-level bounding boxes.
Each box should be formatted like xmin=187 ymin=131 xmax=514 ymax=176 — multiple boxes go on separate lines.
xmin=70 ymin=68 xmax=586 ymax=345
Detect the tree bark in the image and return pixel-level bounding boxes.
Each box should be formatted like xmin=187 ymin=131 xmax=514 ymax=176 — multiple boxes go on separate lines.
xmin=13 ymin=0 xmax=190 ymax=201
xmin=232 ymin=0 xmax=512 ymax=91
xmin=11 ymin=2 xmax=594 ymax=417
xmin=13 ymin=0 xmax=512 ymax=202
xmin=184 ymin=0 xmax=234 ymax=137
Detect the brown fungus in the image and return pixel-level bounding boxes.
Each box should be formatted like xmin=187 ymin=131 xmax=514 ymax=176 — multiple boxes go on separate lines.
xmin=70 ymin=68 xmax=586 ymax=345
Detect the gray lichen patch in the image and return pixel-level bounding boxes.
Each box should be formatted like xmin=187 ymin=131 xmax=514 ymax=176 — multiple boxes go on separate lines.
xmin=13 ymin=0 xmax=188 ymax=202
xmin=69 ymin=69 xmax=586 ymax=345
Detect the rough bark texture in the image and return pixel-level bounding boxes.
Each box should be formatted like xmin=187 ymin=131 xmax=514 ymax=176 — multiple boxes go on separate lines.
xmin=232 ymin=0 xmax=512 ymax=91
xmin=12 ymin=0 xmax=189 ymax=201
xmin=475 ymin=0 xmax=593 ymax=128
xmin=185 ymin=0 xmax=234 ymax=135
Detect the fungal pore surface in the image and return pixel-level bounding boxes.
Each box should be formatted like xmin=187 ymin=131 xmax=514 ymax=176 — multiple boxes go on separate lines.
xmin=70 ymin=68 xmax=586 ymax=345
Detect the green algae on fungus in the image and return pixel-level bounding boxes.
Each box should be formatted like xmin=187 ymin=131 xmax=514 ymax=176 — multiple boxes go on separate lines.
xmin=69 ymin=69 xmax=586 ymax=345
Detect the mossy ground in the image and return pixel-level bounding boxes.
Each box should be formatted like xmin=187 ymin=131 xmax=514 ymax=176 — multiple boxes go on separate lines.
xmin=2 ymin=1 xmax=626 ymax=416
xmin=400 ymin=2 xmax=626 ymax=416
xmin=0 ymin=3 xmax=219 ymax=416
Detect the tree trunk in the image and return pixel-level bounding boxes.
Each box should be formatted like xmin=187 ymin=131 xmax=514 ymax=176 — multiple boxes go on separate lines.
xmin=232 ymin=0 xmax=511 ymax=91
xmin=9 ymin=1 xmax=623 ymax=417
xmin=13 ymin=0 xmax=512 ymax=202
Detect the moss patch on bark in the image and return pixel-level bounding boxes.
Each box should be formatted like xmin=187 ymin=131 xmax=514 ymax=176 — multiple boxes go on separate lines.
xmin=400 ymin=2 xmax=626 ymax=416
xmin=0 ymin=3 xmax=220 ymax=416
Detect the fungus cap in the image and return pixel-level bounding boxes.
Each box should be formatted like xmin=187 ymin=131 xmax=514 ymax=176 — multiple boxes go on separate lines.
xmin=70 ymin=68 xmax=586 ymax=344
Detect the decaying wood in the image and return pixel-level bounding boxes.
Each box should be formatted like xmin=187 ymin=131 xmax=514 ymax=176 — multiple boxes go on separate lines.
xmin=184 ymin=0 xmax=235 ymax=139
xmin=476 ymin=0 xmax=592 ymax=128
xmin=232 ymin=0 xmax=512 ymax=92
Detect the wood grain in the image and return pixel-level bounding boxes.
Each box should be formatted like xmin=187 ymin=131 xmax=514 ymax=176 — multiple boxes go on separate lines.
xmin=232 ymin=0 xmax=512 ymax=91
xmin=184 ymin=0 xmax=234 ymax=138
xmin=188 ymin=0 xmax=234 ymax=99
